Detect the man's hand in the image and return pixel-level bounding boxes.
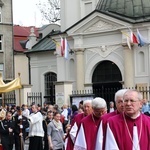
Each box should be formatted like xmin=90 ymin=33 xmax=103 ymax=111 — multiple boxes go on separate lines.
xmin=8 ymin=128 xmax=13 ymax=132
xmin=19 ymin=132 xmax=23 ymax=137
xmin=18 ymin=115 xmax=22 ymax=120
xmin=20 ymin=124 xmax=23 ymax=129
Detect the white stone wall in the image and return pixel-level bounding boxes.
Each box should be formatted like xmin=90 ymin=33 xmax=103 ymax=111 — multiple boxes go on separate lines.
xmin=14 ymin=54 xmax=29 ymax=84
xmin=60 ymin=0 xmax=99 ymax=31
xmin=30 ymin=51 xmax=57 ymax=94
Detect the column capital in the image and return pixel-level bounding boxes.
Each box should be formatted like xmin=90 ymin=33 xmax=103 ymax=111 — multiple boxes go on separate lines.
xmin=122 ymin=43 xmax=134 ymax=49
xmin=74 ymin=48 xmax=85 ymax=54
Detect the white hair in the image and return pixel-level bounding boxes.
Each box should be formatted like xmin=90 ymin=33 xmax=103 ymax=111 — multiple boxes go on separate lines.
xmin=115 ymin=89 xmax=129 ymax=102
xmin=92 ymin=97 xmax=106 ymax=109
xmin=110 ymin=101 xmax=114 ymax=105
xmin=83 ymin=100 xmax=92 ymax=106
xmin=123 ymin=89 xmax=143 ymax=101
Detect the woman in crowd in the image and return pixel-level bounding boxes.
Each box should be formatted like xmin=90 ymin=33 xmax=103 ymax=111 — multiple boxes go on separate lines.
xmin=47 ymin=112 xmax=64 ymax=150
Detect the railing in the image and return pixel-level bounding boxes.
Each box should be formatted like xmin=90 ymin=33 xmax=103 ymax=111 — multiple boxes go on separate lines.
xmin=27 ymin=92 xmax=42 ymax=106
xmin=71 ymin=87 xmax=150 ymax=106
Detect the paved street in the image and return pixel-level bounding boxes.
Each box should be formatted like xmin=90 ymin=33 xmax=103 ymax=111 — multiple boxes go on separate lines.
xmin=13 ymin=139 xmax=29 ymax=150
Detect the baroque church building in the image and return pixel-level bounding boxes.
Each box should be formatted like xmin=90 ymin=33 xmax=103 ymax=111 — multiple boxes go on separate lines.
xmin=28 ymin=0 xmax=150 ymax=106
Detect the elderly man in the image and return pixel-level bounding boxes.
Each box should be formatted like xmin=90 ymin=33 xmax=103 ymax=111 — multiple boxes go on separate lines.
xmin=95 ymin=89 xmax=128 ymax=150
xmin=66 ymin=100 xmax=93 ymax=150
xmin=102 ymin=89 xmax=128 ymax=128
xmin=74 ymin=97 xmax=107 ymax=150
xmin=105 ymin=90 xmax=150 ymax=150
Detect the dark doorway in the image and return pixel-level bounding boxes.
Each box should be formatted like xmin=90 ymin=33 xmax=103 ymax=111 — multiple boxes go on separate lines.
xmin=92 ymin=60 xmax=122 ymax=107
xmin=44 ymin=72 xmax=57 ymax=105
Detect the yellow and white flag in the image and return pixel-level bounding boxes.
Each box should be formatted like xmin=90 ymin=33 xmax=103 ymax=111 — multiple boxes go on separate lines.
xmin=0 ymin=75 xmax=22 ymax=93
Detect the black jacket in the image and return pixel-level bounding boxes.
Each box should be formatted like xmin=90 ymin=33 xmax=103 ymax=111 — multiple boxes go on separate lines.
xmin=0 ymin=119 xmax=15 ymax=144
xmin=14 ymin=114 xmax=29 ymax=137
xmin=43 ymin=117 xmax=52 ymax=140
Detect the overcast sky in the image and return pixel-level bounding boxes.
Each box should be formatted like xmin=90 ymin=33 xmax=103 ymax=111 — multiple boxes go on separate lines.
xmin=13 ymin=0 xmax=49 ymax=27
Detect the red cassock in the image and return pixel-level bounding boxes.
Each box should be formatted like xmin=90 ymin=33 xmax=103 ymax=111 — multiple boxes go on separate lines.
xmin=0 ymin=144 xmax=3 ymax=150
xmin=100 ymin=110 xmax=119 ymax=150
xmin=74 ymin=114 xmax=101 ymax=150
xmin=105 ymin=113 xmax=150 ymax=150
xmin=66 ymin=113 xmax=85 ymax=150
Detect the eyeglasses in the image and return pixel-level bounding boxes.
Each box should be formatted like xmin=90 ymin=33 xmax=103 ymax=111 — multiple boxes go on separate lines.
xmin=117 ymin=101 xmax=123 ymax=104
xmin=123 ymin=99 xmax=139 ymax=104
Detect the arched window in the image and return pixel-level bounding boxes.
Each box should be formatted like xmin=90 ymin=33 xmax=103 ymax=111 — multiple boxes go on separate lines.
xmin=44 ymin=72 xmax=57 ymax=104
xmin=69 ymin=59 xmax=75 ymax=80
xmin=138 ymin=51 xmax=145 ymax=72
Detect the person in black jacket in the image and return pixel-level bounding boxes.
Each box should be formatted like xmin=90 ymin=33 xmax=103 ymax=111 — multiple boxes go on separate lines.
xmin=43 ymin=111 xmax=53 ymax=150
xmin=14 ymin=107 xmax=29 ymax=150
xmin=0 ymin=111 xmax=15 ymax=150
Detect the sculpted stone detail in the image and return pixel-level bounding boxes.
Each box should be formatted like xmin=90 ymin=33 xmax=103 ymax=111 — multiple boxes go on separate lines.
xmin=74 ymin=36 xmax=83 ymax=47
xmin=84 ymin=20 xmax=118 ymax=33
xmin=88 ymin=45 xmax=121 ymax=58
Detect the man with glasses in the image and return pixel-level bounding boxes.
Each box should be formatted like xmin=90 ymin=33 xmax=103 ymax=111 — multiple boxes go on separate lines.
xmin=105 ymin=89 xmax=150 ymax=150
xmin=96 ymin=89 xmax=128 ymax=150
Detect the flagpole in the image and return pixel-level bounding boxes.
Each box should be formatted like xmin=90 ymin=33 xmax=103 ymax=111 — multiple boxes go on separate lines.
xmin=2 ymin=93 xmax=4 ymax=108
xmin=18 ymin=73 xmax=22 ymax=110
xmin=18 ymin=73 xmax=24 ymax=150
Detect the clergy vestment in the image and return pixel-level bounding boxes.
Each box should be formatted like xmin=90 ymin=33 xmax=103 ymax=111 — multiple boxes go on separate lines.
xmin=101 ymin=111 xmax=118 ymax=137
xmin=28 ymin=111 xmax=44 ymax=150
xmin=96 ymin=110 xmax=118 ymax=150
xmin=105 ymin=113 xmax=150 ymax=150
xmin=66 ymin=113 xmax=86 ymax=150
xmin=74 ymin=114 xmax=101 ymax=150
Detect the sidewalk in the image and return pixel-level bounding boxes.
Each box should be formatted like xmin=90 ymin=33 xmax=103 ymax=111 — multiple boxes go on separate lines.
xmin=13 ymin=138 xmax=29 ymax=150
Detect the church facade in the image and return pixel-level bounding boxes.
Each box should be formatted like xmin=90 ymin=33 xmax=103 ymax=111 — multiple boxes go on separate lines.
xmin=29 ymin=0 xmax=150 ymax=106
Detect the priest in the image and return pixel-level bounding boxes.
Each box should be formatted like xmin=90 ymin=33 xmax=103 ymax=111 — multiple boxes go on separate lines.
xmin=96 ymin=89 xmax=128 ymax=149
xmin=74 ymin=97 xmax=107 ymax=150
xmin=66 ymin=100 xmax=93 ymax=150
xmin=105 ymin=90 xmax=150 ymax=150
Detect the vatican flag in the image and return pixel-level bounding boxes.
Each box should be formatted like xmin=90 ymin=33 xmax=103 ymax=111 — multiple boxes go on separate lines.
xmin=0 ymin=74 xmax=22 ymax=93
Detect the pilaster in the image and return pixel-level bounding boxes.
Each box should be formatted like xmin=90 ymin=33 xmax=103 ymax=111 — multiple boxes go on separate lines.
xmin=75 ymin=48 xmax=85 ymax=91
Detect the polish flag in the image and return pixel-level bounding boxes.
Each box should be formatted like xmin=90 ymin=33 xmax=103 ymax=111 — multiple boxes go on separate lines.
xmin=61 ymin=37 xmax=65 ymax=56
xmin=130 ymin=31 xmax=138 ymax=44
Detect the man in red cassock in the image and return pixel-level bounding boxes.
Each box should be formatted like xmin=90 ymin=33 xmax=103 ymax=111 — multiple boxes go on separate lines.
xmin=96 ymin=89 xmax=128 ymax=150
xmin=105 ymin=89 xmax=150 ymax=150
xmin=66 ymin=100 xmax=93 ymax=150
xmin=74 ymin=97 xmax=107 ymax=150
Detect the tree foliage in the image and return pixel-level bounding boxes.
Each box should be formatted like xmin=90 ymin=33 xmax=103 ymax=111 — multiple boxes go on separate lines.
xmin=37 ymin=0 xmax=60 ymax=24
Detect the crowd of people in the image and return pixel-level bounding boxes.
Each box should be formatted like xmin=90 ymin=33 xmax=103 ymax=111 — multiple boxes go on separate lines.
xmin=0 ymin=89 xmax=150 ymax=150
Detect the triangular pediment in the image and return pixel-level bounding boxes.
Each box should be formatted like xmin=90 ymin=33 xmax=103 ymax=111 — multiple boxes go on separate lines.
xmin=67 ymin=11 xmax=132 ymax=36
xmin=83 ymin=20 xmax=119 ymax=33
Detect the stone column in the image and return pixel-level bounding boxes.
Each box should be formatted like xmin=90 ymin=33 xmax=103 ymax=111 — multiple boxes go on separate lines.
xmin=75 ymin=49 xmax=85 ymax=91
xmin=147 ymin=27 xmax=150 ymax=85
xmin=122 ymin=44 xmax=134 ymax=88
xmin=55 ymin=51 xmax=66 ymax=82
